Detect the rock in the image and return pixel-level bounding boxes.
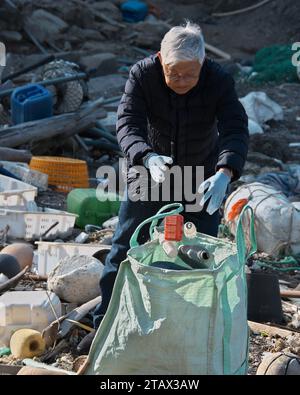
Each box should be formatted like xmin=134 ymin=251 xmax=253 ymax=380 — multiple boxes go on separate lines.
xmin=58 ymin=5 xmax=95 ymax=29
xmin=0 ymin=31 xmax=22 ymax=42
xmin=133 ymin=21 xmax=171 ymax=49
xmin=257 ymin=352 xmax=300 ymax=375
xmin=10 ymin=329 xmax=46 ymax=359
xmin=24 ymin=9 xmax=69 ymax=43
xmin=67 ymin=26 xmax=104 ymax=44
xmin=80 ymin=53 xmax=118 ymax=77
xmin=0 ymin=254 xmax=20 ymax=279
xmin=47 ymin=255 xmax=104 ymax=304
xmin=88 ymin=74 xmax=127 ymax=99
xmin=92 ymin=1 xmax=123 ymax=21
xmin=0 ymin=243 xmax=33 ymax=270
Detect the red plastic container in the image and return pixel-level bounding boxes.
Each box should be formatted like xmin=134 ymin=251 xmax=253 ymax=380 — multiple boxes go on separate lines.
xmin=164 ymin=214 xmax=184 ymax=241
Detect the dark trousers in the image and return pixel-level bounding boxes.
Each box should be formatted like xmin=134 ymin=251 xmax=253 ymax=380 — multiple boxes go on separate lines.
xmin=93 ymin=189 xmax=220 ymax=328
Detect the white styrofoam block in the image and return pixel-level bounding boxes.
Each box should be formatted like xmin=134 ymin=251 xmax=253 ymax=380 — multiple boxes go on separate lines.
xmin=0 ymin=291 xmax=61 ymax=346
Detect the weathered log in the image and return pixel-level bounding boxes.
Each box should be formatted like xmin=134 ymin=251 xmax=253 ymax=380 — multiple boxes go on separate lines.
xmin=0 ymin=147 xmax=32 ymax=162
xmin=248 ymin=320 xmax=298 ymax=338
xmin=281 ymin=290 xmax=300 ymax=299
xmin=0 ymin=98 xmax=107 ymax=148
xmin=205 ymin=43 xmax=232 ymax=60
xmin=25 ymin=273 xmax=48 ymax=282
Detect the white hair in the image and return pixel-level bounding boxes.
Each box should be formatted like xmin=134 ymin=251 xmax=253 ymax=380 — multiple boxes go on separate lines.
xmin=160 ymin=21 xmax=205 ymax=65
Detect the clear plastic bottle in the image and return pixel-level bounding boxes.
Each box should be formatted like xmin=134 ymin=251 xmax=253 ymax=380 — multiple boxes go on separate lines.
xmin=178 ymin=245 xmax=210 ymax=269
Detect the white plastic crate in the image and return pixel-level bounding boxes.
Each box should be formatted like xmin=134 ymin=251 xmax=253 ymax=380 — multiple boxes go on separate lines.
xmin=0 ymin=291 xmax=61 ymax=346
xmin=0 ymin=174 xmax=37 ymax=209
xmin=0 ymin=207 xmax=77 ymax=241
xmin=35 ymin=241 xmax=111 ymax=275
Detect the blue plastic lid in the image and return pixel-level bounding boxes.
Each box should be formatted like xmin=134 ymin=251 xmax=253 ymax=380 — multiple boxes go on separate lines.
xmin=121 ymin=0 xmax=148 ymax=13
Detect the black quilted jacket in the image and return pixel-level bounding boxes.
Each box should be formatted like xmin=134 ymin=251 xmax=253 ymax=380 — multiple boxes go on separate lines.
xmin=116 ymin=54 xmax=249 ymax=182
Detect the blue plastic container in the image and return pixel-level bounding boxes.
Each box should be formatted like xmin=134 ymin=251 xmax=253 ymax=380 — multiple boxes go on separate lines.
xmin=121 ymin=1 xmax=148 ymax=23
xmin=11 ymin=83 xmax=53 ymax=125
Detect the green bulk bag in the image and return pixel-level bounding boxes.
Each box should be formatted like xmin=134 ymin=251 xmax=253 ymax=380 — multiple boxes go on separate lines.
xmin=84 ymin=202 xmax=257 ymax=375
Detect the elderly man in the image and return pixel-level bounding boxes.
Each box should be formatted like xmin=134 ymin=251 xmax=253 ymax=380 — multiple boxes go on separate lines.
xmin=77 ymin=21 xmax=249 ymax=353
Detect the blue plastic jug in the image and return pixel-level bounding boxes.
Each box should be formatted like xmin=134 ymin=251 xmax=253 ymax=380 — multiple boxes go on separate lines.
xmin=121 ymin=1 xmax=148 ymax=23
xmin=11 ymin=83 xmax=53 ymax=125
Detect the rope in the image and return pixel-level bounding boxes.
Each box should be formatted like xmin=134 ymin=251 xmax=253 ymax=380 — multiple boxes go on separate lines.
xmin=65 ymin=319 xmax=94 ymax=333
xmin=255 ymin=261 xmax=300 ymax=272
xmin=212 ymin=0 xmax=274 ymax=17
xmin=45 ymin=290 xmax=61 ymax=349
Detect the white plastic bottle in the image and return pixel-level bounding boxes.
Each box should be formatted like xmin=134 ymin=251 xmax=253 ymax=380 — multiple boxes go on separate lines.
xmin=184 ymin=222 xmax=197 ymax=239
xmin=158 ymin=233 xmax=178 ymax=258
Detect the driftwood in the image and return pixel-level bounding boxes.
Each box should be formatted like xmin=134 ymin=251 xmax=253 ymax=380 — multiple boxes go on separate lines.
xmin=212 ymin=0 xmax=273 ymax=17
xmin=25 ymin=273 xmax=48 ymax=282
xmin=248 ymin=320 xmax=299 ymax=338
xmin=0 ymin=98 xmax=107 ymax=148
xmin=281 ymin=290 xmax=300 ymax=299
xmin=0 ymin=265 xmax=30 ymax=295
xmin=42 ymin=295 xmax=102 ymax=347
xmin=205 ymin=43 xmax=232 ymax=60
xmin=0 ymin=147 xmax=32 ymax=163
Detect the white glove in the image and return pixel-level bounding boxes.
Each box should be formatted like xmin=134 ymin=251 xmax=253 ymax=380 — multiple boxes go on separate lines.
xmin=144 ymin=153 xmax=173 ymax=183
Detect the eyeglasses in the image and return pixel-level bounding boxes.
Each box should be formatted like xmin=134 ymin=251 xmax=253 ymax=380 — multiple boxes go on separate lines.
xmin=164 ymin=72 xmax=200 ymax=82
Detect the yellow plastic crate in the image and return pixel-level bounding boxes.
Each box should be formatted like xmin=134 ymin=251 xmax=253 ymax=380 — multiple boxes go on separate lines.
xmin=29 ymin=156 xmax=89 ymax=193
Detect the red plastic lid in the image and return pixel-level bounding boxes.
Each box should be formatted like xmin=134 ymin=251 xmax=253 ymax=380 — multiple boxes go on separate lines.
xmin=164 ymin=214 xmax=184 ymax=241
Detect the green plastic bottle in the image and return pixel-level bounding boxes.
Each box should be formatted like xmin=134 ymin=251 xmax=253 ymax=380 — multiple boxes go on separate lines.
xmin=67 ymin=188 xmax=122 ymax=228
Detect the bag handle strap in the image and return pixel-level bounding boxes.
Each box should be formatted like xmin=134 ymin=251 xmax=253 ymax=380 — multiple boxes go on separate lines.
xmin=222 ymin=205 xmax=256 ymax=375
xmin=129 ymin=203 xmax=184 ymax=248
xmin=236 ymin=205 xmax=257 ymax=267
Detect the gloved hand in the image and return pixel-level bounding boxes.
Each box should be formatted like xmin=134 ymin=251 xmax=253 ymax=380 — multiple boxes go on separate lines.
xmin=198 ymin=171 xmax=231 ymax=215
xmin=143 ymin=153 xmax=173 ymax=183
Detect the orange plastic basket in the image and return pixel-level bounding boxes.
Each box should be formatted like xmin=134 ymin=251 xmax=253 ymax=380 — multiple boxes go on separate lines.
xmin=29 ymin=156 xmax=89 ymax=193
